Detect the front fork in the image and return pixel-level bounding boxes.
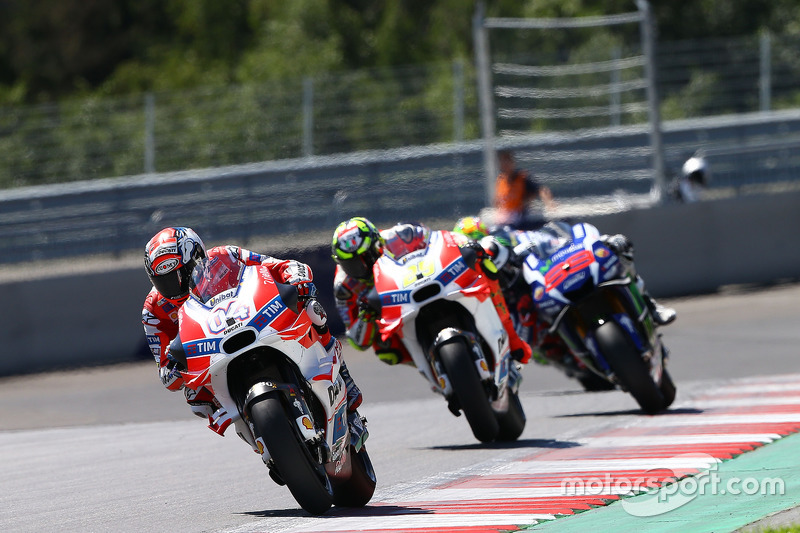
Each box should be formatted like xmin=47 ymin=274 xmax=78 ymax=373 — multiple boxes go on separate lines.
xmin=430 ymin=328 xmax=496 ymax=399
xmin=244 ymin=381 xmax=329 ymax=463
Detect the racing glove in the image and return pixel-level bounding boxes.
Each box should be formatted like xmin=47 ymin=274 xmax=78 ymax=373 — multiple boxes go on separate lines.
xmin=460 ymin=240 xmax=500 ymax=280
xmin=282 ymin=261 xmax=317 ymax=305
xmin=603 ymin=234 xmax=634 ymax=260
xmin=159 ymin=360 xmax=184 ymax=391
xmin=294 ymin=281 xmax=318 ymax=303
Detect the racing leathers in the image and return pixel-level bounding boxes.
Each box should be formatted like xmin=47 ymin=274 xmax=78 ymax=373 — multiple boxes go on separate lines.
xmin=333 ymin=230 xmax=532 ymax=365
xmin=142 ymin=245 xmax=363 ymax=428
xmin=333 ymin=265 xmax=414 ymax=366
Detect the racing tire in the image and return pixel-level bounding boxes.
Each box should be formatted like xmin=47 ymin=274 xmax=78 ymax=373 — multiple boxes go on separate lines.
xmin=332 ymin=445 xmax=377 ymax=508
xmin=438 ymin=338 xmax=500 ymax=443
xmin=577 ymin=371 xmax=616 ymax=392
xmin=595 ymin=322 xmax=665 ymax=414
xmin=249 ymin=394 xmax=334 ymax=515
xmin=494 ymin=387 xmax=526 ymax=441
xmin=659 ymin=369 xmax=677 ymax=409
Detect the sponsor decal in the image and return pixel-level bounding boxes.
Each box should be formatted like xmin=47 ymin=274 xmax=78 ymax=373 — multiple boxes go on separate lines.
xmin=381 ymin=290 xmax=410 ymax=305
xmin=155 ymin=257 xmax=179 ymax=274
xmin=151 ymin=244 xmax=178 ymax=259
xmin=536 ymin=259 xmax=553 ymax=274
xmin=185 ymin=339 xmax=219 ymax=357
xmin=222 ymin=321 xmax=244 ymax=335
xmin=436 ymin=258 xmax=466 ymax=285
xmin=562 ymin=270 xmax=588 ymax=291
xmin=594 ymin=246 xmax=610 ymax=258
xmin=259 ymin=266 xmax=275 ymax=284
xmin=328 ymin=379 xmax=343 ymax=406
xmin=142 ymin=311 xmax=159 ymax=326
xmin=550 ymin=243 xmax=586 ymax=263
xmin=534 ymin=286 xmax=545 ymax=301
xmin=250 ymin=296 xmax=285 ymax=330
xmin=207 ymin=289 xmax=237 ymax=308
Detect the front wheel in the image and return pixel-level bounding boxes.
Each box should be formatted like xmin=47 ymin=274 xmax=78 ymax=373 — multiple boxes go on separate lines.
xmin=332 ymin=445 xmax=377 ymax=507
xmin=494 ymin=387 xmax=526 ymax=441
xmin=660 ymin=369 xmax=677 ymax=409
xmin=595 ymin=322 xmax=666 ymax=414
xmin=249 ymin=394 xmax=334 ymax=515
xmin=438 ymin=339 xmax=499 ymax=442
xmin=577 ymin=371 xmax=616 ymax=392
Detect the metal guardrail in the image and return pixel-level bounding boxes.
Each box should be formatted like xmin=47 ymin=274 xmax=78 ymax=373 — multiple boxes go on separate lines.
xmin=2 ymin=110 xmax=800 ymax=265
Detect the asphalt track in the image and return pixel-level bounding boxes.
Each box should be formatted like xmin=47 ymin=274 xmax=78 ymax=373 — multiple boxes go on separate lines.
xmin=1 ymin=282 xmax=799 ymax=532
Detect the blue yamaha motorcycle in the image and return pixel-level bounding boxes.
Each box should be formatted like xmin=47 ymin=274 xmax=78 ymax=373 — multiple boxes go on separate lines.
xmin=517 ymin=222 xmax=675 ymax=414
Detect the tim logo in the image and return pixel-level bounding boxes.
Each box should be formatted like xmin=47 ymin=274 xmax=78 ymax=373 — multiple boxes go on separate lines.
xmin=251 ymin=296 xmax=285 ymax=330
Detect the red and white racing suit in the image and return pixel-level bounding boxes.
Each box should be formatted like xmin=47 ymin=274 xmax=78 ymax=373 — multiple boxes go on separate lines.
xmin=143 ymin=245 xmax=362 ymax=419
xmin=333 ymin=265 xmax=413 ymax=365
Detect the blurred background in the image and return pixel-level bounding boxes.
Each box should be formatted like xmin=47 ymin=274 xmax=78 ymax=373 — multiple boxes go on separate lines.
xmin=1 ymin=0 xmax=799 ymax=375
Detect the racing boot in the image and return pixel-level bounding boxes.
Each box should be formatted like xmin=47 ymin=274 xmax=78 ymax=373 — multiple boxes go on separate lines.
xmin=635 ymin=276 xmax=676 ymax=326
xmin=348 ymin=411 xmax=369 ymax=452
xmin=487 ymin=278 xmax=532 ymax=363
xmin=184 ymin=386 xmax=219 ymax=419
xmin=337 ymin=347 xmax=368 ymax=450
xmin=643 ymin=292 xmax=676 ymax=326
xmin=650 ymin=298 xmax=676 ymax=325
xmin=339 ymin=358 xmax=363 ymax=412
xmin=339 ymin=359 xmax=368 ymax=450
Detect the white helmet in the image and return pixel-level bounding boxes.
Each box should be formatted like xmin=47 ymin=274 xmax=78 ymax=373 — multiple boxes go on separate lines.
xmin=682 ymin=156 xmax=708 ymax=186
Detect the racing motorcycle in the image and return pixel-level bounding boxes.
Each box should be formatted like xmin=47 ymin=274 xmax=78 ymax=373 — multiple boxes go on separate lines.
xmin=167 ymin=257 xmax=375 ymax=515
xmin=517 ymin=221 xmax=676 ymax=414
xmin=364 ymin=223 xmax=526 ymax=443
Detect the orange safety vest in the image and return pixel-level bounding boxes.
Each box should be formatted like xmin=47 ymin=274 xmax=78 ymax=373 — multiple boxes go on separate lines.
xmin=494 ymin=170 xmax=529 ymax=214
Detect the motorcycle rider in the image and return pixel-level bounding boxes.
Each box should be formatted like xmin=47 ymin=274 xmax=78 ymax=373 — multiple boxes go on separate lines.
xmin=331 ymin=217 xmax=532 ymax=365
xmin=453 ymin=216 xmax=677 ymax=328
xmin=142 ymin=226 xmax=367 ymax=449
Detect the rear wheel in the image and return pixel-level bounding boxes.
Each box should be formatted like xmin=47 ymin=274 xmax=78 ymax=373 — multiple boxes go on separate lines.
xmin=332 ymin=445 xmax=377 ymax=507
xmin=595 ymin=322 xmax=665 ymax=414
xmin=438 ymin=339 xmax=499 ymax=442
xmin=249 ymin=394 xmax=333 ymax=515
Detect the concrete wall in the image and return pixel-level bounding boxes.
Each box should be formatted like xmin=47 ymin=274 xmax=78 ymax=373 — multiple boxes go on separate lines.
xmin=585 ymin=190 xmax=800 ymax=297
xmin=2 ymin=191 xmax=798 ymax=376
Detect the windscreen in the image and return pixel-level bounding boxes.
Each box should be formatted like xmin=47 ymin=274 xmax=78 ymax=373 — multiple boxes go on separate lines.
xmin=382 ymin=223 xmax=430 ymax=260
xmin=190 ymin=255 xmax=244 ymax=303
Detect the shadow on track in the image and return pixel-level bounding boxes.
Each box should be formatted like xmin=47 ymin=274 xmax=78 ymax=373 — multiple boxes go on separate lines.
xmin=554 ymin=407 xmax=704 ymax=418
xmin=240 ymin=504 xmax=434 ymax=519
xmin=423 ymin=437 xmax=581 ymax=452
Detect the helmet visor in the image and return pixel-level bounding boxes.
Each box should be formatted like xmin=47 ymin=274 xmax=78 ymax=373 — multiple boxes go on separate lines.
xmin=338 ymin=256 xmax=371 ymax=280
xmin=150 ymin=268 xmax=190 ymax=300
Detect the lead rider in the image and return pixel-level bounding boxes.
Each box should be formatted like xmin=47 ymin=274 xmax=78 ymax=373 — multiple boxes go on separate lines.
xmin=141 ymin=226 xmax=367 ymax=448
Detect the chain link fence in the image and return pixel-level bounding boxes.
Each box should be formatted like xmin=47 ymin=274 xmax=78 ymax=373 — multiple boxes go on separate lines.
xmin=0 ymin=62 xmax=479 ymax=189
xmin=2 ymin=30 xmax=800 ymax=266
xmin=2 ymin=32 xmax=800 ymax=190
